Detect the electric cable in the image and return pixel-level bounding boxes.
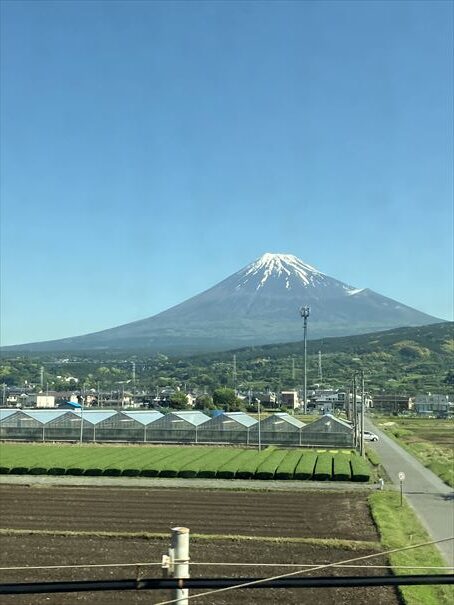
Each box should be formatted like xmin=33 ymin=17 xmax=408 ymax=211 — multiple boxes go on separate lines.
xmin=154 ymin=535 xmax=454 ymax=605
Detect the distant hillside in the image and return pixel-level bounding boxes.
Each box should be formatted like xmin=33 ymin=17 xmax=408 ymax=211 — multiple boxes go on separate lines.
xmin=207 ymin=321 xmax=453 ymax=360
xmin=1 ymin=323 xmax=452 ymax=396
xmin=184 ymin=322 xmax=453 ymax=395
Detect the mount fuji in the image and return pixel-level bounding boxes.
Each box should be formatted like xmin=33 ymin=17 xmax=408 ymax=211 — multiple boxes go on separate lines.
xmin=5 ymin=253 xmax=440 ymax=353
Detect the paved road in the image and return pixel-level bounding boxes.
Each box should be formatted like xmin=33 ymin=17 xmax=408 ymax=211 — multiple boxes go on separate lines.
xmin=366 ymin=416 xmax=454 ymax=566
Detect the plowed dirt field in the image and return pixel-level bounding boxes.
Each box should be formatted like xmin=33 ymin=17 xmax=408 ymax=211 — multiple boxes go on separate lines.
xmin=0 ymin=485 xmax=399 ymax=604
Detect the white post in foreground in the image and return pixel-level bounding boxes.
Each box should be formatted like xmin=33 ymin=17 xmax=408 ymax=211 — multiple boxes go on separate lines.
xmin=171 ymin=526 xmax=190 ymax=604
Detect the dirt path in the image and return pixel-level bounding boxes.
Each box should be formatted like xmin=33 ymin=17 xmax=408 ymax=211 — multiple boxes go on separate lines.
xmin=0 ymin=473 xmax=378 ymax=491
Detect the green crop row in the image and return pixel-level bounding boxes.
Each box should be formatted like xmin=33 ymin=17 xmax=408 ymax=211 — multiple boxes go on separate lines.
xmin=0 ymin=444 xmax=371 ymax=481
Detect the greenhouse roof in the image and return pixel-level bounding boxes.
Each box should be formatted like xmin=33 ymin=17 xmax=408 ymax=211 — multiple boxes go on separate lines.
xmin=73 ymin=410 xmax=117 ymax=425
xmin=168 ymin=411 xmax=210 ymax=426
xmin=267 ymin=413 xmax=305 ymax=428
xmin=21 ymin=410 xmax=69 ymax=424
xmin=0 ymin=408 xmax=20 ymax=421
xmin=301 ymin=414 xmax=353 ymax=432
xmin=121 ymin=411 xmax=164 ymax=425
xmin=221 ymin=412 xmax=257 ymax=428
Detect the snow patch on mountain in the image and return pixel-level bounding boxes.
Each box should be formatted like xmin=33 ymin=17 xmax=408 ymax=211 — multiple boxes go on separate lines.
xmin=237 ymin=253 xmax=326 ymax=290
xmin=346 ymin=287 xmax=365 ymax=296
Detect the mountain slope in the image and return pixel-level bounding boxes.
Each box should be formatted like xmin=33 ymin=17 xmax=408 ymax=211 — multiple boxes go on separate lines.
xmin=4 ymin=253 xmax=441 ymax=352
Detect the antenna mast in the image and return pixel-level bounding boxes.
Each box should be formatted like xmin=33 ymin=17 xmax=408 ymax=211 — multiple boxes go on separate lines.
xmin=233 ymin=354 xmax=237 ymax=394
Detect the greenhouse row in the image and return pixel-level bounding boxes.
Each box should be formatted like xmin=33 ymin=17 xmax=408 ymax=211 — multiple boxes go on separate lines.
xmin=0 ymin=409 xmax=354 ymax=447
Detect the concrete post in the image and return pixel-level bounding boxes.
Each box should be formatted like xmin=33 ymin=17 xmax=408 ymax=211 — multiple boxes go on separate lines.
xmin=171 ymin=526 xmax=190 ymax=604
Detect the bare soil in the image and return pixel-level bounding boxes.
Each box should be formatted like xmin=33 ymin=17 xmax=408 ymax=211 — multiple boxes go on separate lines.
xmin=0 ymin=485 xmax=378 ymax=541
xmin=0 ymin=485 xmax=399 ymax=604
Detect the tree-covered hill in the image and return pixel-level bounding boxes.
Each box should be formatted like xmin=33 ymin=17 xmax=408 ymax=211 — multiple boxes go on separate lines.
xmin=1 ymin=322 xmax=452 ymax=397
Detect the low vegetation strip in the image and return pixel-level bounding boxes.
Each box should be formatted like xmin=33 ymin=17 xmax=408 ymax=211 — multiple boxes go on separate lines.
xmin=0 ymin=527 xmax=380 ymax=550
xmin=369 ymin=491 xmax=453 ymax=605
xmin=275 ymin=450 xmax=304 ymax=479
xmin=0 ymin=443 xmax=371 ymax=481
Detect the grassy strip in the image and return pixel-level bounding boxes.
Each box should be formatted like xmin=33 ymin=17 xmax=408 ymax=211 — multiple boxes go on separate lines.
xmin=369 ymin=491 xmax=453 ymax=605
xmin=333 ymin=454 xmax=351 ymax=481
xmin=294 ymin=451 xmax=317 ymax=479
xmin=313 ymin=452 xmax=333 ymax=481
xmin=275 ymin=450 xmax=304 ymax=480
xmin=365 ymin=447 xmax=380 ymax=467
xmin=255 ymin=450 xmax=289 ymax=480
xmin=350 ymin=454 xmax=371 ymax=482
xmin=0 ymin=528 xmax=379 ymax=550
xmin=378 ymin=424 xmax=454 ymax=488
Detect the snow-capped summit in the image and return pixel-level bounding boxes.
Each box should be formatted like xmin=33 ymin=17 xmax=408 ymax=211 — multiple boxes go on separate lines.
xmin=5 ymin=252 xmax=440 ymax=353
xmin=238 ymin=253 xmax=324 ymax=290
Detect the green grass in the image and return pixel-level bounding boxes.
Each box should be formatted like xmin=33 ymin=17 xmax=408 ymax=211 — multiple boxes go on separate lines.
xmin=377 ymin=418 xmax=454 ymax=488
xmin=350 ymin=454 xmax=371 ymax=482
xmin=369 ymin=491 xmax=453 ymax=605
xmin=313 ymin=452 xmax=333 ymax=481
xmin=0 ymin=443 xmax=372 ymax=481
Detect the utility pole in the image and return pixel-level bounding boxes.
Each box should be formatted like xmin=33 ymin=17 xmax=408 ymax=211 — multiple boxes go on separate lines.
xmin=300 ymin=306 xmax=310 ymax=414
xmin=232 ymin=355 xmax=237 ymax=394
xmin=257 ymin=398 xmax=261 ymax=451
xmin=132 ymin=362 xmax=136 ymax=403
xmin=40 ymin=366 xmax=44 ymax=390
xmin=352 ymin=374 xmax=358 ymax=448
xmin=360 ymin=369 xmax=365 ymax=457
xmin=318 ymin=350 xmax=323 ymax=382
xmin=79 ymin=398 xmax=84 ymax=445
xmin=292 ymin=357 xmax=295 ymax=381
xmin=345 ymin=387 xmax=351 ymax=421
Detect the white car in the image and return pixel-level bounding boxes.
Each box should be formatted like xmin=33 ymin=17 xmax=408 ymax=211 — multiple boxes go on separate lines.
xmin=363 ymin=430 xmax=379 ymax=442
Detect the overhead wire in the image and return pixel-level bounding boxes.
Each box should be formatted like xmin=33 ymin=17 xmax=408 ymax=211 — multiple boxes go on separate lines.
xmin=0 ymin=560 xmax=452 ymax=573
xmin=153 ymin=536 xmax=454 ymax=605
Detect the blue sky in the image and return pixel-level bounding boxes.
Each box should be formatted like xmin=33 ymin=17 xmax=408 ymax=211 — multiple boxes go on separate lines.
xmin=1 ymin=0 xmax=453 ymax=345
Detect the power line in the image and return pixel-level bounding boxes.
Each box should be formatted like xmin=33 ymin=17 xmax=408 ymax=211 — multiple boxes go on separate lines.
xmin=154 ymin=536 xmax=454 ymax=605
xmin=1 ymin=561 xmax=451 ymax=573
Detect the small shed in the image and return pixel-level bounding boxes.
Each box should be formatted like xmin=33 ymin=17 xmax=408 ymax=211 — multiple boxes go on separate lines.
xmin=197 ymin=412 xmax=257 ymax=444
xmin=94 ymin=410 xmax=163 ymax=442
xmin=300 ymin=414 xmax=354 ymax=447
xmin=250 ymin=413 xmax=305 ymax=446
xmin=147 ymin=410 xmax=210 ymax=443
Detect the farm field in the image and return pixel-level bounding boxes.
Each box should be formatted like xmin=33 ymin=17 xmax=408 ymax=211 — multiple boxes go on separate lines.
xmin=0 ymin=443 xmax=371 ymax=481
xmin=0 ymin=485 xmax=376 ymax=539
xmin=375 ymin=417 xmax=454 ymax=487
xmin=0 ymin=485 xmax=398 ymax=605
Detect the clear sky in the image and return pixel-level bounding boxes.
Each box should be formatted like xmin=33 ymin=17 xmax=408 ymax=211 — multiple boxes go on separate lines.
xmin=1 ymin=0 xmax=453 ymax=346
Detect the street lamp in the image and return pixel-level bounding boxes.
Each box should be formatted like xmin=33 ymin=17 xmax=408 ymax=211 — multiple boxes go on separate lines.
xmin=79 ymin=396 xmax=85 ymax=445
xmin=300 ymin=305 xmax=310 ymax=415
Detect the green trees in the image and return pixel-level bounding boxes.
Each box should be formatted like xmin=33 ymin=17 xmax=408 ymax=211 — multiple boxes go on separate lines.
xmin=212 ymin=388 xmax=245 ymax=411
xmin=169 ymin=391 xmax=189 ymax=409
xmin=194 ymin=394 xmax=214 ymax=410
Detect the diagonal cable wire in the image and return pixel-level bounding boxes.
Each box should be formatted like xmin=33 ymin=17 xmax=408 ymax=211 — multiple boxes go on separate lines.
xmin=154 ymin=536 xmax=454 ymax=605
